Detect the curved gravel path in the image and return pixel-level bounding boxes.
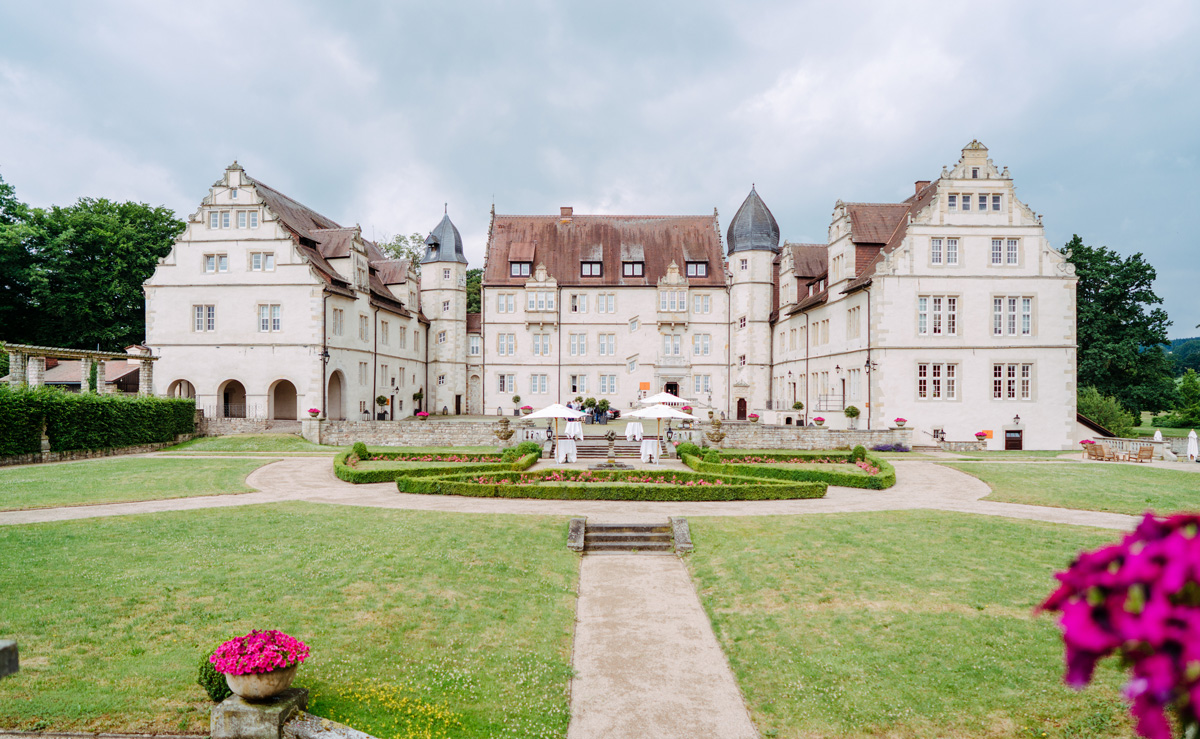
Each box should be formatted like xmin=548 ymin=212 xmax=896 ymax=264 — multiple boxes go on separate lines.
xmin=0 ymin=457 xmax=1137 ymax=530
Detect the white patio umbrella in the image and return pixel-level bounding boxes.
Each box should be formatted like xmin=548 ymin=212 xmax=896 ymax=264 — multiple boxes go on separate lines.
xmin=523 ymin=403 xmax=586 ymax=449
xmin=627 ymin=404 xmax=698 ymax=463
xmin=640 ymin=391 xmax=688 ymax=406
xmin=1154 ymin=429 xmax=1164 ymax=442
xmin=1188 ymin=430 xmax=1198 ymax=463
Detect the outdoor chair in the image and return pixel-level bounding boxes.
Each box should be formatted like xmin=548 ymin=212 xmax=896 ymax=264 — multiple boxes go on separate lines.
xmin=1098 ymin=444 xmax=1119 ymax=462
xmin=1084 ymin=444 xmax=1101 ymax=460
xmin=1132 ymin=446 xmax=1153 ymax=463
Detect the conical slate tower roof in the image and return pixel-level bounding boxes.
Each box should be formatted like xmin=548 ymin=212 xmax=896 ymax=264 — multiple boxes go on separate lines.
xmin=726 ymin=186 xmax=780 ymax=255
xmin=421 ymin=213 xmax=467 ymax=264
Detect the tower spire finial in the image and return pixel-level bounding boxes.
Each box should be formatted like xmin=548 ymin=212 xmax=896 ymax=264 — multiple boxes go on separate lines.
xmin=444 ymin=202 xmax=447 ymax=215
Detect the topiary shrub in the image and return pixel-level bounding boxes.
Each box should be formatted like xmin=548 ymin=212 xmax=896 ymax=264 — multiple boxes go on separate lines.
xmin=851 ymin=445 xmax=867 ymax=462
xmin=352 ymin=441 xmax=369 ymax=460
xmin=197 ymin=648 xmax=232 ymax=702
xmin=500 ymin=448 xmax=518 ymax=463
xmin=703 ymin=449 xmax=720 ymax=463
xmin=676 ymin=441 xmax=701 ymax=459
xmin=515 ymin=440 xmax=542 ymax=457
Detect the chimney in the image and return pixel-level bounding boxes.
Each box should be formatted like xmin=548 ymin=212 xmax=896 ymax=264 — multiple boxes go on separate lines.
xmin=560 ymin=206 xmax=573 ymax=223
xmin=915 ymin=180 xmax=931 ymax=195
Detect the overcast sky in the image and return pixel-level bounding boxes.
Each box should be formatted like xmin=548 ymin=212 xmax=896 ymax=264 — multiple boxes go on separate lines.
xmin=1 ymin=1 xmax=1196 ymax=336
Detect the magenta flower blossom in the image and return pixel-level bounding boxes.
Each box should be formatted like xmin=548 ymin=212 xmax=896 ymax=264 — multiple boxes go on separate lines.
xmin=1041 ymin=512 xmax=1200 ymax=738
xmin=210 ymin=630 xmax=309 ymax=675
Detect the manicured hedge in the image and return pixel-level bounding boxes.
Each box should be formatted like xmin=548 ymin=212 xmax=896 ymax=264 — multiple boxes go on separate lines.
xmin=0 ymin=385 xmax=195 ymax=456
xmin=395 ymin=468 xmax=827 ymax=501
xmin=333 ymin=451 xmax=539 ymax=484
xmin=682 ymin=452 xmax=897 ymax=490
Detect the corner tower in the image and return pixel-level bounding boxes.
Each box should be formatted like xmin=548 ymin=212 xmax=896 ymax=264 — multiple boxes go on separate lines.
xmin=419 ymin=212 xmax=469 ymax=415
xmin=727 ymin=186 xmax=780 ymax=419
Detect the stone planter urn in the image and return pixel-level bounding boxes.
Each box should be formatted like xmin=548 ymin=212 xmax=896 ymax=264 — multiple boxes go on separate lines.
xmin=814 ymin=419 xmax=825 ymax=427
xmin=307 ymin=411 xmax=319 ymax=419
xmin=895 ymin=421 xmax=906 ymax=428
xmin=224 ymin=664 xmax=298 ymax=700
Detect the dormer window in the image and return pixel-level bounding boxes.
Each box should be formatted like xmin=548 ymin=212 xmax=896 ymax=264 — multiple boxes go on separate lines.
xmin=510 ymin=262 xmax=531 ymax=277
xmin=231 ymin=188 xmax=239 ymax=198
xmin=581 ymin=261 xmax=602 ymax=277
xmin=971 ymin=167 xmax=979 ymax=179
xmin=685 ymin=262 xmax=708 ymax=278
xmin=622 ymin=262 xmax=644 ymax=277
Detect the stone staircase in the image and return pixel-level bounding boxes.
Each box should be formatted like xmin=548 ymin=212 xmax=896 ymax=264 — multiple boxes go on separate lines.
xmin=567 ymin=518 xmax=693 ymax=555
xmin=571 ymin=437 xmax=657 ymax=459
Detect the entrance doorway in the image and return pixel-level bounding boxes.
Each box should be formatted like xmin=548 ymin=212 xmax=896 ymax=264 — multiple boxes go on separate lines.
xmin=221 ymin=380 xmax=246 ymax=418
xmin=1005 ymin=429 xmax=1024 ymax=450
xmin=455 ymin=394 xmax=462 ymax=415
xmin=664 ymin=382 xmax=679 ymax=397
xmin=326 ymin=371 xmax=345 ymax=420
xmin=736 ymin=398 xmax=747 ymax=420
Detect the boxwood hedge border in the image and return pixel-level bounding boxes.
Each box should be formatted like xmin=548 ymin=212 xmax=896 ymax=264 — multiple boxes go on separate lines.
xmin=334 ymin=450 xmax=539 ymax=484
xmin=0 ymin=385 xmax=195 ymax=456
xmin=395 ymin=467 xmax=827 ymax=501
xmin=682 ymin=451 xmax=896 ymax=490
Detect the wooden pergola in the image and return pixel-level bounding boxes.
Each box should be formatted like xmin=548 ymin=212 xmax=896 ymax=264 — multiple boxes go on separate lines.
xmin=2 ymin=342 xmax=158 ymax=396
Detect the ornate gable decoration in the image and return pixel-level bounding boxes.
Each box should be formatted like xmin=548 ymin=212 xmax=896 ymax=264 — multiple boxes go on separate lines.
xmin=948 ymin=140 xmax=1005 ymax=180
xmin=657 ymin=260 xmax=688 ymax=288
xmin=528 ymin=262 xmax=557 ymax=287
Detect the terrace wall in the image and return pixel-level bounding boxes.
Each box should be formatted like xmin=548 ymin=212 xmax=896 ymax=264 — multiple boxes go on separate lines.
xmin=708 ymin=423 xmax=913 ymax=450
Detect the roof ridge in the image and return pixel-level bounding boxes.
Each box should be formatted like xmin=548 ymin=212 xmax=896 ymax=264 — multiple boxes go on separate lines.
xmin=247 ymin=176 xmax=342 ymax=230
xmin=494 ymin=213 xmax=711 ymax=219
xmin=842 ymin=201 xmax=909 ymax=207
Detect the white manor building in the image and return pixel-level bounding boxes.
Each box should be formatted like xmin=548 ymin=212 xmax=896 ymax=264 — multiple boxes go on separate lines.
xmin=145 ymin=141 xmax=1079 ymax=449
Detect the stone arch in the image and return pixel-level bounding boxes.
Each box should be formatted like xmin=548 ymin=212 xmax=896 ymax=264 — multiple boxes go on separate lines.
xmin=327 ymin=370 xmax=345 ymax=421
xmin=166 ymin=379 xmax=196 ymax=398
xmin=269 ymin=379 xmax=298 ymax=420
xmin=218 ymin=379 xmax=247 ymax=418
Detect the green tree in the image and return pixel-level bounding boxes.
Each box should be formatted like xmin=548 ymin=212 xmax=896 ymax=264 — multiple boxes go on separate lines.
xmin=1172 ymin=339 xmax=1200 ymax=375
xmin=375 ymin=232 xmax=426 ymax=274
xmin=465 ymin=268 xmax=482 ymax=314
xmin=0 ymin=175 xmax=38 ymax=340
xmin=1179 ymin=369 xmax=1200 ymax=411
xmin=1066 ymin=235 xmax=1176 ymax=415
xmin=1076 ymin=386 xmax=1136 ymax=437
xmin=22 ymin=199 xmax=184 ymax=350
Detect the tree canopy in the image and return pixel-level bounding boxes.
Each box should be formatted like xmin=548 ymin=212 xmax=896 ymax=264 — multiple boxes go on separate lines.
xmin=1065 ymin=235 xmax=1176 ymax=415
xmin=375 ymin=232 xmax=426 ymax=274
xmin=0 ymin=174 xmax=184 ymax=351
xmin=466 ymin=268 xmax=482 ymax=314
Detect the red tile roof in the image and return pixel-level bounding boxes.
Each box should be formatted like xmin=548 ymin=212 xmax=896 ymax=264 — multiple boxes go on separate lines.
xmin=466 ymin=313 xmax=482 ymax=333
xmin=483 ymin=214 xmax=726 ymax=287
xmin=843 ymin=180 xmax=939 ymax=292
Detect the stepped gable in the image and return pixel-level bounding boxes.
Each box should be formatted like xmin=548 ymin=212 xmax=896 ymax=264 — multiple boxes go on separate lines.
xmin=483 ymin=212 xmax=724 ymax=287
xmin=843 ymin=179 xmax=939 ymax=292
xmin=421 ymin=213 xmax=468 ymax=264
xmin=727 ymin=186 xmax=781 ymax=255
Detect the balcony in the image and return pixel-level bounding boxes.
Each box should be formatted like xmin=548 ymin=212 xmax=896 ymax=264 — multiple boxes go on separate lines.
xmin=814 ymin=393 xmax=845 ymax=412
xmin=656 ymin=310 xmax=689 ymax=327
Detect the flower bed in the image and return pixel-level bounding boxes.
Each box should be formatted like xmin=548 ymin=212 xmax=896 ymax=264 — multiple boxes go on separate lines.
xmin=363 ymin=452 xmax=504 ymax=462
xmin=682 ymin=450 xmax=896 ymax=490
xmin=334 ymin=450 xmax=538 ymax=484
xmin=396 ymin=467 xmax=826 ymax=501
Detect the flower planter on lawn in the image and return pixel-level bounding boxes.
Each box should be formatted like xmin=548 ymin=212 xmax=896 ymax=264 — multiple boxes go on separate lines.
xmin=224 ymin=664 xmax=298 ymax=700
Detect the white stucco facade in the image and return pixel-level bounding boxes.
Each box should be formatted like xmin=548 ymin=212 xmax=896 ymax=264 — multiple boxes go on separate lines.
xmin=145 ymin=142 xmax=1078 ymax=448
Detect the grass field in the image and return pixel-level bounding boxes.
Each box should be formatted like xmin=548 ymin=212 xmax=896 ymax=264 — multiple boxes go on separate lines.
xmin=0 ymin=458 xmax=273 ymax=511
xmin=0 ymin=504 xmax=578 ymax=739
xmin=687 ymin=511 xmax=1131 ymax=738
xmin=945 ymin=462 xmax=1200 ymax=516
xmin=162 ymin=434 xmax=334 ymax=453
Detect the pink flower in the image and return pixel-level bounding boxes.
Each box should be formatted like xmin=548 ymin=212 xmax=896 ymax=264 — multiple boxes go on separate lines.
xmin=210 ymin=630 xmax=309 ymax=675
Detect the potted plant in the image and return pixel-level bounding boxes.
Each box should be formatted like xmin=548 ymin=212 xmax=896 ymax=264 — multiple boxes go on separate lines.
xmin=306 ymin=407 xmax=321 ymax=419
xmin=521 ymin=404 xmax=533 ymax=415
xmin=748 ymin=413 xmax=760 ymax=423
xmin=681 ymin=405 xmax=693 ymax=412
xmin=417 ymin=411 xmax=430 ymax=421
xmin=813 ymin=416 xmax=825 ymax=427
xmin=512 ymin=394 xmax=521 ymax=406
xmin=894 ymin=417 xmax=907 ymax=428
xmin=596 ymin=399 xmax=611 ymax=424
xmin=792 ymin=401 xmax=804 ymax=411
xmin=209 ymin=629 xmax=309 ymax=700
xmin=575 ymin=396 xmax=584 ymax=405
xmin=975 ymin=431 xmax=988 ymax=440
xmin=708 ymin=410 xmax=715 ymax=420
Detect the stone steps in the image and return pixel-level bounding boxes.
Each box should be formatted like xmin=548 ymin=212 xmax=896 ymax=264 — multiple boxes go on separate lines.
xmin=582 ymin=523 xmax=675 ymax=553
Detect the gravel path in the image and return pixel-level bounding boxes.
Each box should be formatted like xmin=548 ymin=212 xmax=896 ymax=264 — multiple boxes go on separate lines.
xmin=0 ymin=458 xmax=1139 ymax=529
xmin=567 ymin=554 xmax=758 ymax=739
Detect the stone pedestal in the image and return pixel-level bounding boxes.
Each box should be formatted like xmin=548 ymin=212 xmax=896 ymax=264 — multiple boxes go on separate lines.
xmin=139 ymin=359 xmax=154 ymax=396
xmin=96 ymin=360 xmax=109 ymax=394
xmin=211 ymin=687 xmax=308 ymax=739
xmin=0 ymin=640 xmax=18 ymax=677
xmin=7 ymin=353 xmax=26 ymax=387
xmin=79 ymin=357 xmax=95 ymax=392
xmin=26 ymin=356 xmax=45 ymax=387
xmin=300 ymin=418 xmax=323 ymax=445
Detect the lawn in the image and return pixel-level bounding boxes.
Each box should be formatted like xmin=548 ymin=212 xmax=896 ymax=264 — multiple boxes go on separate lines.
xmin=948 ymin=450 xmax=1077 ymax=461
xmin=0 ymin=504 xmax=578 ymax=739
xmin=944 ymin=462 xmax=1200 ymax=516
xmin=0 ymin=457 xmax=273 ymax=511
xmin=1135 ymin=411 xmax=1194 ymax=438
xmin=687 ymin=510 xmax=1131 ymax=738
xmin=162 ymin=434 xmax=334 ymax=453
